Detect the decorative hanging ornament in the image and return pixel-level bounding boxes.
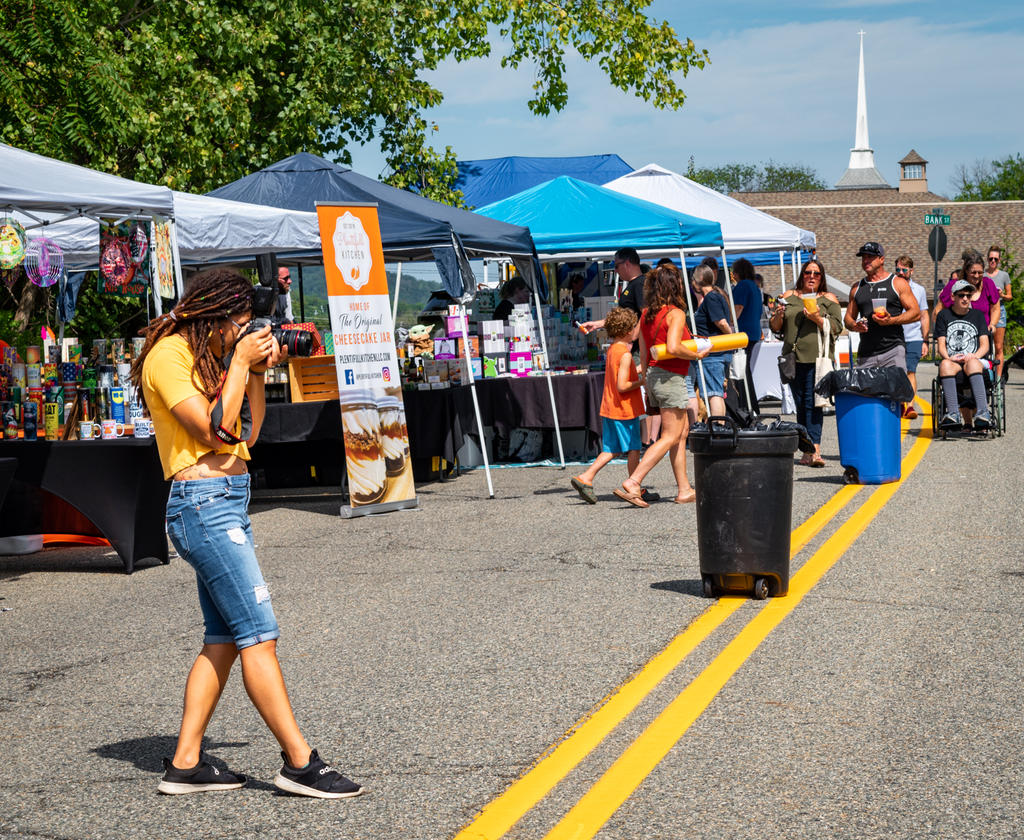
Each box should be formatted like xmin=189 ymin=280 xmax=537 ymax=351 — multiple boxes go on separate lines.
xmin=0 ymin=217 xmax=28 ymax=269
xmin=23 ymin=236 xmax=64 ymax=287
xmin=130 ymin=223 xmax=149 ymax=266
xmin=100 ymin=237 xmax=134 ymax=286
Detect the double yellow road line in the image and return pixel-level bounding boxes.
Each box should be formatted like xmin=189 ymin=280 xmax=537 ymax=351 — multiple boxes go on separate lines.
xmin=456 ymin=404 xmax=933 ymax=840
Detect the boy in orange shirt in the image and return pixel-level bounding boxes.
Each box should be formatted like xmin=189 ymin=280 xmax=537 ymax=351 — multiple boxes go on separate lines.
xmin=571 ymin=307 xmax=646 ymax=503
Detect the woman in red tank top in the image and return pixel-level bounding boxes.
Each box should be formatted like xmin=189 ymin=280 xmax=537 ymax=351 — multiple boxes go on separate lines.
xmin=614 ymin=264 xmax=711 ymax=507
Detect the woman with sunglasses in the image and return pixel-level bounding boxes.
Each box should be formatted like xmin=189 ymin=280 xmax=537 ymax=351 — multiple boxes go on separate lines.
xmin=768 ymin=259 xmax=842 ymax=468
xmin=936 ymin=254 xmax=1000 ymax=333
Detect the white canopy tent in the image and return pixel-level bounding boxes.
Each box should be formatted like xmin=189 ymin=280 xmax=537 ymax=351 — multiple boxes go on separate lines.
xmin=21 ymin=190 xmax=322 ymax=270
xmin=603 ymin=163 xmax=817 ymax=293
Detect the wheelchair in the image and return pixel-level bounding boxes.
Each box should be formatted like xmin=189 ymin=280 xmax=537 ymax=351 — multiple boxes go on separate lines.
xmin=930 ymin=364 xmax=1006 ymax=439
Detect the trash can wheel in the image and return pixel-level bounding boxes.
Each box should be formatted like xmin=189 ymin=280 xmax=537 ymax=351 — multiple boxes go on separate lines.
xmin=702 ymin=576 xmax=717 ymax=598
xmin=753 ymin=577 xmax=770 ymax=600
xmin=842 ymin=466 xmax=859 ymax=485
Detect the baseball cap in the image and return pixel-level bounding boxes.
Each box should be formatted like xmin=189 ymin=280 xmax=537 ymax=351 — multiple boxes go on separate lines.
xmin=856 ymin=242 xmax=885 ymax=257
xmin=951 ymin=279 xmax=974 ymax=295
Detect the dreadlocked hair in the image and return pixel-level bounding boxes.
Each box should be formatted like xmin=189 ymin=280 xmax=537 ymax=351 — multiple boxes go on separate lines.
xmin=643 ymin=263 xmax=688 ymax=323
xmin=130 ymin=268 xmax=254 ymax=407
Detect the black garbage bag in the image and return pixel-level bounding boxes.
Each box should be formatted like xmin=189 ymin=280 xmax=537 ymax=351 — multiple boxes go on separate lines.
xmin=814 ymin=366 xmax=914 ymax=403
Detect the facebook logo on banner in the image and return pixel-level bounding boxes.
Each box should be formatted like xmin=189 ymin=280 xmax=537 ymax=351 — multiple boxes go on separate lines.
xmin=344 ymin=369 xmax=355 ymax=385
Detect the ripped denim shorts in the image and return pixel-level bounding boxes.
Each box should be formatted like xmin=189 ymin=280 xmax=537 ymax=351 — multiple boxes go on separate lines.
xmin=165 ymin=474 xmax=279 ymax=649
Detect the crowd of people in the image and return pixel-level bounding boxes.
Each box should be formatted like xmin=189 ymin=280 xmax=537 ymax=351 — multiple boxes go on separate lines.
xmin=571 ymin=239 xmax=1014 ymax=506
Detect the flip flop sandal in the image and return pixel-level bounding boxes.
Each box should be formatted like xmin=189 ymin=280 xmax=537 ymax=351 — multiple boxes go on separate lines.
xmin=810 ymin=456 xmax=826 ymax=468
xmin=613 ymin=486 xmax=649 ymax=508
xmin=673 ymin=491 xmax=697 ymax=504
xmin=571 ymin=476 xmax=597 ymax=504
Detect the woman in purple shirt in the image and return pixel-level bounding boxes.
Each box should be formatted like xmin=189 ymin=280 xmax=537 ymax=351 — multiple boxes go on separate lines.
xmin=936 ymin=254 xmax=1001 ymax=334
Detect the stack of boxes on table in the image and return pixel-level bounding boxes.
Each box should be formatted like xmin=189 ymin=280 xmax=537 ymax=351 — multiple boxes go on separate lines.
xmin=399 ymin=292 xmax=619 ymax=389
xmin=0 ymin=338 xmax=152 ymax=441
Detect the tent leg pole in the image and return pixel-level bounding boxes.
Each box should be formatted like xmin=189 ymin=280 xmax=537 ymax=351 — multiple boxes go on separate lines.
xmin=391 ymin=262 xmax=402 ymax=327
xmin=719 ymin=248 xmax=753 ymax=414
xmin=779 ymin=251 xmax=786 ymax=295
xmin=297 ymin=264 xmax=305 ymax=322
xmin=461 ymin=309 xmax=494 ymax=497
xmin=679 ymin=252 xmax=713 ymax=421
xmin=168 ymin=219 xmax=184 ymax=300
xmin=533 ymin=288 xmax=564 ymax=468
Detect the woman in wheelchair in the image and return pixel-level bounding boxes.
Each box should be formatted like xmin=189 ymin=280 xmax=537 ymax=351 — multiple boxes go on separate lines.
xmin=935 ymin=279 xmax=992 ymax=431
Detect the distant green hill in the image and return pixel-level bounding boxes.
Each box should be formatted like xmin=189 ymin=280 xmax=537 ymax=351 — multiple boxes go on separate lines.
xmin=287 ymin=266 xmax=442 ymax=331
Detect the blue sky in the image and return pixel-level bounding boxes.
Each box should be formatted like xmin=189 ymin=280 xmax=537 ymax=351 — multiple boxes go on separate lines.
xmin=347 ymin=1 xmax=1024 ymax=199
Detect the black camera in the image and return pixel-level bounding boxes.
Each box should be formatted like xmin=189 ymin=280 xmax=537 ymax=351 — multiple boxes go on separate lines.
xmin=243 ymin=254 xmax=315 ymax=357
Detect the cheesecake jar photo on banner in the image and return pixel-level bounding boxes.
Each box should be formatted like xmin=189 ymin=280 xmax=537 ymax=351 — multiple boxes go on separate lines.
xmin=316 ymin=203 xmax=417 ymax=518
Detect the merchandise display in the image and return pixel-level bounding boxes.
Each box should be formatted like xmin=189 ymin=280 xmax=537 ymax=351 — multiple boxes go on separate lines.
xmin=0 ymin=337 xmax=152 ymax=441
xmin=397 ymin=293 xmax=613 ymax=390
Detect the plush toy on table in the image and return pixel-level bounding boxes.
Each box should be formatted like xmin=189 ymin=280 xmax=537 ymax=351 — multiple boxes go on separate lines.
xmin=408 ymin=324 xmax=434 ymax=358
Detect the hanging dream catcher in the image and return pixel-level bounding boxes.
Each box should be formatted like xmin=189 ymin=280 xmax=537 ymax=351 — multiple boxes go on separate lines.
xmin=100 ymin=237 xmax=135 ymax=286
xmin=23 ymin=237 xmax=64 ymax=287
xmin=0 ymin=217 xmax=28 ymax=269
xmin=129 ymin=223 xmax=149 ymax=266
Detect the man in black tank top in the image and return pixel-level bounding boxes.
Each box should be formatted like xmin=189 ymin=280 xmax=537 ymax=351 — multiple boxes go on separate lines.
xmin=844 ymin=242 xmax=920 ymax=370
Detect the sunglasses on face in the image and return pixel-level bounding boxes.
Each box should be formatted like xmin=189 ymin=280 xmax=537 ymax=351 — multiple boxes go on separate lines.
xmin=803 ymin=270 xmax=821 ymax=277
xmin=989 ymin=256 xmax=999 ymax=262
xmin=954 ymin=292 xmax=972 ymax=299
xmin=895 ymin=267 xmax=910 ymax=275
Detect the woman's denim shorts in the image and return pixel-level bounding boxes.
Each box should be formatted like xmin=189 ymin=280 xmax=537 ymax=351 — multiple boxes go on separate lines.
xmin=165 ymin=474 xmax=280 ymax=650
xmin=997 ymin=303 xmax=1007 ymax=329
xmin=689 ymin=351 xmax=731 ymax=398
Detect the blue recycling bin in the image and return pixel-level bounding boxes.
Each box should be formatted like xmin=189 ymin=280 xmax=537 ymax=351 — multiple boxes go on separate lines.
xmin=834 ymin=391 xmax=901 ymax=484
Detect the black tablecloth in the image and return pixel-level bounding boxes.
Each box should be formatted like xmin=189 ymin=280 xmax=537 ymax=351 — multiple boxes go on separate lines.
xmin=0 ymin=439 xmax=169 ymax=573
xmin=260 ymin=372 xmax=605 ymax=464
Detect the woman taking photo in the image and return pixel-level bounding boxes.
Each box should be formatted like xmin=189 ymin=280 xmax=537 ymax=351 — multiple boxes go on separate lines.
xmin=131 ymin=268 xmax=363 ymax=800
xmin=688 ymin=264 xmax=734 ymax=420
xmin=769 ymin=259 xmax=842 ymax=468
xmin=613 ymin=263 xmax=710 ymax=507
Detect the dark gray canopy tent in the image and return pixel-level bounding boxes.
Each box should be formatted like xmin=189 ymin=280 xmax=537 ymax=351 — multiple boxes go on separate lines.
xmin=208 ymin=153 xmax=542 ymax=299
xmin=210 ymin=153 xmax=546 ymax=498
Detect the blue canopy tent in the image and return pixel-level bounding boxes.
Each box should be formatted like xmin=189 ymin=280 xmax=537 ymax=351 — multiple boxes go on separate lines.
xmin=479 ymin=175 xmax=728 ymax=447
xmin=455 ymin=154 xmax=633 ymax=209
xmin=477 ymin=176 xmax=723 ymax=257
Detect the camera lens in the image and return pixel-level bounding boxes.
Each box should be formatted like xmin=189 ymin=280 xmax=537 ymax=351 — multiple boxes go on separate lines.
xmin=272 ymin=327 xmax=314 ymax=357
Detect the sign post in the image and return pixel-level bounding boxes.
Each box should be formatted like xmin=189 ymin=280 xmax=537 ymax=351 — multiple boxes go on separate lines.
xmin=927 ymin=212 xmax=949 ymax=358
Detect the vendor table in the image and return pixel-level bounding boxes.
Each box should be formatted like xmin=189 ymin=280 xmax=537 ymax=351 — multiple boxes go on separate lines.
xmin=0 ymin=439 xmax=169 ymax=574
xmin=258 ymin=371 xmax=605 ymax=465
xmin=750 ymin=341 xmax=796 ymax=414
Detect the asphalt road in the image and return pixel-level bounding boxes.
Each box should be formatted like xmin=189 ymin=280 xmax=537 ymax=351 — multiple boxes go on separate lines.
xmin=2 ymin=367 xmax=1022 ymax=840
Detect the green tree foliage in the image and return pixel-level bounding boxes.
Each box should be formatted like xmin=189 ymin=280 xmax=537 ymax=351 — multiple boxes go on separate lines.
xmin=953 ymin=154 xmax=1024 ymax=201
xmin=1 ymin=0 xmax=709 ymax=200
xmin=687 ymin=157 xmax=826 ymax=194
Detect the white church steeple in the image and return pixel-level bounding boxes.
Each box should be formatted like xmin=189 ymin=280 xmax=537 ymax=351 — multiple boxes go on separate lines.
xmin=836 ymin=31 xmax=890 ymax=189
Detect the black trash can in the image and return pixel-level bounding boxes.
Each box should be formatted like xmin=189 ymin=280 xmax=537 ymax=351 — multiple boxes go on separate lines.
xmin=689 ymin=417 xmax=799 ymax=599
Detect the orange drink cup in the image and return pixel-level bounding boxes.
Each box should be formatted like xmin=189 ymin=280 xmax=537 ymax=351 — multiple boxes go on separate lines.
xmin=801 ymin=294 xmax=819 ymax=313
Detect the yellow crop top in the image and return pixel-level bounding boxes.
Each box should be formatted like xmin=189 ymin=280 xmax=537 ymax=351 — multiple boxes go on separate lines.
xmin=142 ymin=334 xmax=250 ymax=479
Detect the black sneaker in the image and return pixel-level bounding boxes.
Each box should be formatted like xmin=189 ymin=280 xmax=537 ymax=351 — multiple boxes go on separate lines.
xmin=939 ymin=411 xmax=963 ymax=431
xmin=973 ymin=411 xmax=992 ymax=431
xmin=273 ymin=749 xmax=364 ymax=799
xmin=158 ymin=755 xmax=247 ymax=795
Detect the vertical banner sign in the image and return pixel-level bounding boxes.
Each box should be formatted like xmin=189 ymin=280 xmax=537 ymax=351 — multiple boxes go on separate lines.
xmin=316 ymin=203 xmax=417 ymax=518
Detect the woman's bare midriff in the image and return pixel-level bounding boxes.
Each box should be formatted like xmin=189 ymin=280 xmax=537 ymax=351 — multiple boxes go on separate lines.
xmin=173 ymin=452 xmax=248 ymax=481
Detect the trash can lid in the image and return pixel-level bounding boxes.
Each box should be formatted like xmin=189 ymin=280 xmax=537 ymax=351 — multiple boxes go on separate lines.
xmin=689 ymin=420 xmax=799 ymax=456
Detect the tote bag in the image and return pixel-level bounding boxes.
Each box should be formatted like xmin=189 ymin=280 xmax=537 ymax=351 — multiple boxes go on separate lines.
xmin=814 ymin=318 xmax=834 ymax=408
